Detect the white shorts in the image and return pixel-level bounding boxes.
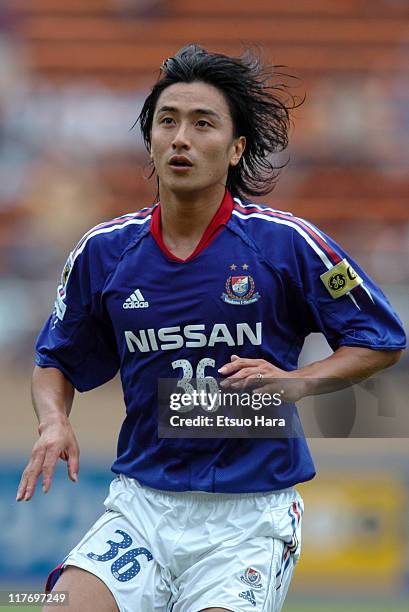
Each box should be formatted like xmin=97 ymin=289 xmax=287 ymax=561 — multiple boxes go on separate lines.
xmin=47 ymin=475 xmax=304 ymax=612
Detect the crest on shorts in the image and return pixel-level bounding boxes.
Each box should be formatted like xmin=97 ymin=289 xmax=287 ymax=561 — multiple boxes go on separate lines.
xmin=240 ymin=567 xmax=262 ymax=589
xmin=221 ymin=264 xmax=260 ymax=305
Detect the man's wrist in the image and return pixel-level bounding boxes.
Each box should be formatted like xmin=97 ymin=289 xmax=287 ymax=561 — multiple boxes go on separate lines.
xmin=293 ymin=377 xmax=311 ymax=401
xmin=297 ymin=376 xmax=315 ymax=399
xmin=38 ymin=414 xmax=69 ymax=434
xmin=282 ymin=371 xmax=311 ymax=402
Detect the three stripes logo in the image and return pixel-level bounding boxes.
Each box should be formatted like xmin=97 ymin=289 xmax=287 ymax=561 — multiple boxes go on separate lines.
xmin=123 ymin=289 xmax=149 ymax=309
xmin=239 ymin=590 xmax=256 ymax=606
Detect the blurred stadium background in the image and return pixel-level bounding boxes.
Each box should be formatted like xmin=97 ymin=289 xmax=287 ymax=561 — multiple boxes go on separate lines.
xmin=0 ymin=0 xmax=408 ymax=610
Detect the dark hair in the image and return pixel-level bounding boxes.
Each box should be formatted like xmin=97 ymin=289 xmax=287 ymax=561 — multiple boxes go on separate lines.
xmin=137 ymin=43 xmax=304 ymax=198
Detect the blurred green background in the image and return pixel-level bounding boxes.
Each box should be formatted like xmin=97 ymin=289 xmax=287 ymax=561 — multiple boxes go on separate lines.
xmin=1 ymin=0 xmax=408 ymax=609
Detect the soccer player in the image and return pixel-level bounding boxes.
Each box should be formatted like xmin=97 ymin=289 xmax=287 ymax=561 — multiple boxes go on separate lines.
xmin=17 ymin=44 xmax=405 ymax=612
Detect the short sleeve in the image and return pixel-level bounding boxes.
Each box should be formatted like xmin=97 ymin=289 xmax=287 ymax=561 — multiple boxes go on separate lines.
xmin=289 ymin=220 xmax=407 ymax=352
xmin=35 ymin=241 xmax=120 ymax=392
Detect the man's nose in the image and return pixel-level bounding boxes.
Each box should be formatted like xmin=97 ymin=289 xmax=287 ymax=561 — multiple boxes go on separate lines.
xmin=171 ymin=123 xmax=190 ymax=149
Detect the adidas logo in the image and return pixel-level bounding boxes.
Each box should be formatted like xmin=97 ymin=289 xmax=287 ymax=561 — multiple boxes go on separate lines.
xmin=239 ymin=590 xmax=256 ymax=606
xmin=123 ymin=289 xmax=149 ymax=309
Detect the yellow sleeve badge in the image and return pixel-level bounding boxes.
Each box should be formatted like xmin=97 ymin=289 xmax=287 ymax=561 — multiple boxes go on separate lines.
xmin=320 ymin=258 xmax=363 ymax=299
xmin=61 ymin=252 xmax=74 ymax=288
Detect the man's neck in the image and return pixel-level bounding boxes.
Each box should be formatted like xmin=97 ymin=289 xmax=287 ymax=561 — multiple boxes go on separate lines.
xmin=159 ymin=185 xmax=226 ymax=253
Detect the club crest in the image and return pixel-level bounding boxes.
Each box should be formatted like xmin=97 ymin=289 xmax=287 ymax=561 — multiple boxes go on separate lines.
xmin=240 ymin=567 xmax=262 ymax=589
xmin=222 ymin=264 xmax=260 ymax=306
xmin=232 ymin=275 xmax=249 ymax=296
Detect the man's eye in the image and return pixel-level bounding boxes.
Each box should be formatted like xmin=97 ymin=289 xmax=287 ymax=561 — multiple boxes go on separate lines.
xmin=161 ymin=117 xmax=174 ymax=125
xmin=196 ymin=120 xmax=211 ymax=128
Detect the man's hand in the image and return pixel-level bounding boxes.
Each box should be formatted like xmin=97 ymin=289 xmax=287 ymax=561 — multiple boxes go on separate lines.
xmin=16 ymin=417 xmax=80 ymax=502
xmin=218 ymin=354 xmax=306 ymax=402
xmin=218 ymin=347 xmax=402 ymax=403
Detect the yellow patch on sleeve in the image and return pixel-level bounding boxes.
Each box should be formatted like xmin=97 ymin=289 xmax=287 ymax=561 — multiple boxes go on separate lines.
xmin=320 ymin=258 xmax=363 ymax=299
xmin=61 ymin=252 xmax=74 ymax=287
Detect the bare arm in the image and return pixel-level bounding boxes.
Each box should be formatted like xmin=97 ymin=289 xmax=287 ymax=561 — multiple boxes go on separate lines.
xmin=292 ymin=346 xmax=402 ymax=398
xmin=16 ymin=366 xmax=80 ymax=502
xmin=219 ymin=346 xmax=403 ymax=401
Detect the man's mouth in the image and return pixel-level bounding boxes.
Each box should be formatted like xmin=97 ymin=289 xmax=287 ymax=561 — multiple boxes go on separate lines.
xmin=169 ymin=156 xmax=193 ymax=168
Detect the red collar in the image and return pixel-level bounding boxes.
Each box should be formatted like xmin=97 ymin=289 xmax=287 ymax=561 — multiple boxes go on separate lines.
xmin=150 ymin=190 xmax=234 ymax=262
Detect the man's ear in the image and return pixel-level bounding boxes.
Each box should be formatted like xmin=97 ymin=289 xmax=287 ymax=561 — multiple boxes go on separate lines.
xmin=230 ymin=136 xmax=246 ymax=167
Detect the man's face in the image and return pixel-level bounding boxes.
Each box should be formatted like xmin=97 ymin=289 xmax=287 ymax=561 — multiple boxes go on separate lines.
xmin=150 ymin=81 xmax=245 ymax=197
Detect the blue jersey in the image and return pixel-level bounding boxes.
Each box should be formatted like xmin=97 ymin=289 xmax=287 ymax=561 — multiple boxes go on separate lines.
xmin=35 ymin=191 xmax=406 ymax=493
